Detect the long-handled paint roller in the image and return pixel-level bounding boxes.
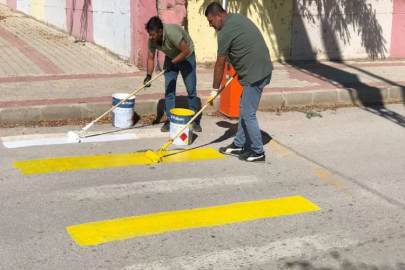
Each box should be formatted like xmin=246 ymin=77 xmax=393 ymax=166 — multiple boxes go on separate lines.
xmin=67 ymin=70 xmax=166 ymax=142
xmin=145 ymin=73 xmax=237 ymax=163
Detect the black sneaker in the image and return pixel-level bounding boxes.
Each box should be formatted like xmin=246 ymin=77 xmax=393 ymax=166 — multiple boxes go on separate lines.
xmin=160 ymin=122 xmax=170 ymax=132
xmin=193 ymin=123 xmax=202 ymax=132
xmin=219 ymin=142 xmax=244 ymax=156
xmin=238 ymin=151 xmax=265 ymax=163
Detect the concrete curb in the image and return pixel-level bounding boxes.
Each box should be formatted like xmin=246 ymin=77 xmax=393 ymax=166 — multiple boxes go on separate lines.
xmin=259 ymin=86 xmax=404 ymax=108
xmin=0 ymin=97 xmax=220 ymax=125
xmin=1 ymin=87 xmax=404 ymax=125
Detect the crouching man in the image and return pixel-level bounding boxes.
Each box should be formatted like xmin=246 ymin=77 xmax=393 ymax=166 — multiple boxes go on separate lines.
xmin=144 ymin=16 xmax=202 ymax=133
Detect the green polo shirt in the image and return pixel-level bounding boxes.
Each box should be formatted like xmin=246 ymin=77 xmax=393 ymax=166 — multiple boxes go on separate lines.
xmin=217 ymin=13 xmax=273 ymax=85
xmin=148 ymin=23 xmax=194 ymax=60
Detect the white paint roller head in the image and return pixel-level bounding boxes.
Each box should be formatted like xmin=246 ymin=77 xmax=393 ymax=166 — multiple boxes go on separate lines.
xmin=67 ymin=131 xmax=81 ymax=142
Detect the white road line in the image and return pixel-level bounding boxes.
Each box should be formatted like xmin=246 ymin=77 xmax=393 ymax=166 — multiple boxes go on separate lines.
xmin=1 ymin=128 xmax=167 ymax=148
xmin=121 ymin=234 xmax=357 ymax=270
xmin=60 ymin=176 xmax=260 ymax=201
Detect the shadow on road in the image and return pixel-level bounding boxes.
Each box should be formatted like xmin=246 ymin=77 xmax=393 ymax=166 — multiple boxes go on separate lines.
xmin=285 ymin=60 xmax=405 ymax=129
xmin=162 ymin=120 xmax=272 ymax=159
xmin=286 ymin=0 xmax=405 ymax=128
xmin=285 ymin=251 xmax=405 ymax=270
xmin=198 ymin=0 xmax=405 ymax=128
xmin=211 ymin=120 xmax=272 ymax=149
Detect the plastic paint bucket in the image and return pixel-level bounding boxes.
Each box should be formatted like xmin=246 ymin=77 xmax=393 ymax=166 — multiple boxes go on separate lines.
xmin=111 ymin=93 xmax=135 ymax=129
xmin=169 ymin=108 xmax=195 ymax=146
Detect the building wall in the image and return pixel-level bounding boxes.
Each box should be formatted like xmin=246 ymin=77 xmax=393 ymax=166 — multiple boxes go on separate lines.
xmin=29 ymin=0 xmax=45 ymax=21
xmin=6 ymin=0 xmax=16 ymax=10
xmin=187 ymin=0 xmax=294 ymax=63
xmin=390 ymin=0 xmax=405 ymax=58
xmin=16 ymin=0 xmax=29 ymax=14
xmin=291 ymin=0 xmax=394 ymax=61
xmin=132 ymin=0 xmax=158 ymax=67
xmin=66 ymin=0 xmax=94 ymax=42
xmin=93 ymin=0 xmax=131 ymax=59
xmin=0 ymin=0 xmax=403 ymax=68
xmin=45 ymin=0 xmax=66 ymax=30
xmin=187 ymin=0 xmax=221 ymax=63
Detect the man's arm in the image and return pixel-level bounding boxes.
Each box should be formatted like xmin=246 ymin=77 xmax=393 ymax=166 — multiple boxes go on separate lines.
xmin=171 ymin=40 xmax=190 ymax=64
xmin=213 ymin=56 xmax=226 ymax=89
xmin=206 ymin=32 xmax=231 ymax=105
xmin=147 ymin=52 xmax=155 ymax=75
xmin=213 ymin=31 xmax=231 ymax=88
xmin=144 ymin=51 xmax=155 ymax=87
xmin=146 ymin=38 xmax=156 ymax=75
xmin=206 ymin=55 xmax=226 ymax=105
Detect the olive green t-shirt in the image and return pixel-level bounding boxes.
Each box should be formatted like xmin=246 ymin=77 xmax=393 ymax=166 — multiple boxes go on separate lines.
xmin=217 ymin=13 xmax=273 ymax=85
xmin=148 ymin=24 xmax=194 ymax=60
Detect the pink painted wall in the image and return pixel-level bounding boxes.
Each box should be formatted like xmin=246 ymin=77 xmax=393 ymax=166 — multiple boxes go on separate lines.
xmin=130 ymin=0 xmax=139 ymax=66
xmin=6 ymin=0 xmax=16 ymax=10
xmin=158 ymin=0 xmax=187 ymax=66
xmin=66 ymin=0 xmax=94 ymax=42
xmin=131 ymin=0 xmax=157 ymax=68
xmin=160 ymin=0 xmax=186 ymax=25
xmin=390 ymin=0 xmax=405 ymax=58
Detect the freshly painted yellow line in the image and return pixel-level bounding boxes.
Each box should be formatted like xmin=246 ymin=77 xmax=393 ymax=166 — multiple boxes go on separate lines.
xmin=13 ymin=148 xmax=225 ymax=175
xmin=67 ymin=196 xmax=321 ymax=246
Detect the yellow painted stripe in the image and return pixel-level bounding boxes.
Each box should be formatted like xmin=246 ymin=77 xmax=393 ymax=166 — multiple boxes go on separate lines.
xmin=13 ymin=148 xmax=225 ymax=175
xmin=314 ymin=170 xmax=355 ymax=197
xmin=67 ymin=196 xmax=321 ymax=246
xmin=267 ymin=140 xmax=289 ymax=156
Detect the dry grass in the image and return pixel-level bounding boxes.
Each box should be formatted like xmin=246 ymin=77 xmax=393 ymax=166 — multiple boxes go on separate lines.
xmin=258 ymin=100 xmax=405 ymax=114
xmin=37 ymin=30 xmax=67 ymax=42
xmin=0 ymin=101 xmax=403 ymax=128
xmin=0 ymin=114 xmax=167 ymax=129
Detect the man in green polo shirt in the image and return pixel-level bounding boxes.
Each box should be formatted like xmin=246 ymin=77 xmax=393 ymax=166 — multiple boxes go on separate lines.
xmin=205 ymin=2 xmax=273 ymax=163
xmin=144 ymin=16 xmax=202 ymax=132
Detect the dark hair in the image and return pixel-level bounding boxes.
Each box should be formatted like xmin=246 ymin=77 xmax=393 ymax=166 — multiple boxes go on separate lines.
xmin=145 ymin=16 xmax=163 ymax=33
xmin=204 ymin=2 xmax=225 ymax=17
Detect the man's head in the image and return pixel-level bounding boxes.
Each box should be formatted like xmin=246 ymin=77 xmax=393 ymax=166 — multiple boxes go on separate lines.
xmin=145 ymin=16 xmax=164 ymax=42
xmin=204 ymin=2 xmax=227 ymax=31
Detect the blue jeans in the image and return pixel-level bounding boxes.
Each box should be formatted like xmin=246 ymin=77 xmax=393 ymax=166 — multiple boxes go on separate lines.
xmin=164 ymin=52 xmax=199 ymax=125
xmin=234 ymin=73 xmax=272 ymax=154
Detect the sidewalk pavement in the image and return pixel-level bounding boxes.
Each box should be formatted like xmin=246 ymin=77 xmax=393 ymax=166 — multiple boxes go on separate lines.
xmin=1 ymin=5 xmax=404 ymax=125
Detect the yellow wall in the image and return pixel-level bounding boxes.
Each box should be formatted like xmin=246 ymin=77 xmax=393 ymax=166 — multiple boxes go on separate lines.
xmin=30 ymin=0 xmax=46 ymax=21
xmin=187 ymin=0 xmax=218 ymax=63
xmin=187 ymin=0 xmax=294 ymax=63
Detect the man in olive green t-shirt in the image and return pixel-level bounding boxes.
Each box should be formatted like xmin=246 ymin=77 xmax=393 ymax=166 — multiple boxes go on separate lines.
xmin=205 ymin=2 xmax=273 ymax=163
xmin=144 ymin=16 xmax=201 ymax=132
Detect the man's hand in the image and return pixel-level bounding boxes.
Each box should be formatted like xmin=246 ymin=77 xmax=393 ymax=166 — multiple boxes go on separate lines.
xmin=163 ymin=60 xmax=174 ymax=72
xmin=206 ymin=88 xmax=220 ymax=106
xmin=143 ymin=74 xmax=152 ymax=87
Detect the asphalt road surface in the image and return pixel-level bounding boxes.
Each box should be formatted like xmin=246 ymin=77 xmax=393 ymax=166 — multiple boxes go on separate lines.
xmin=1 ymin=104 xmax=405 ymax=270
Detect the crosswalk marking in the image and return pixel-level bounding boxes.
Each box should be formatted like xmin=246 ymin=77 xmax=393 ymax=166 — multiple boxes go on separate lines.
xmin=1 ymin=127 xmax=167 ymax=148
xmin=121 ymin=233 xmax=356 ymax=270
xmin=61 ymin=176 xmax=261 ymax=201
xmin=13 ymin=148 xmax=225 ymax=175
xmin=66 ymin=196 xmax=321 ymax=246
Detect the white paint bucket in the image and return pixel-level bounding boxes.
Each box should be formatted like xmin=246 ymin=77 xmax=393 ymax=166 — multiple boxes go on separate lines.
xmin=169 ymin=108 xmax=194 ymax=146
xmin=111 ymin=93 xmax=135 ymax=129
